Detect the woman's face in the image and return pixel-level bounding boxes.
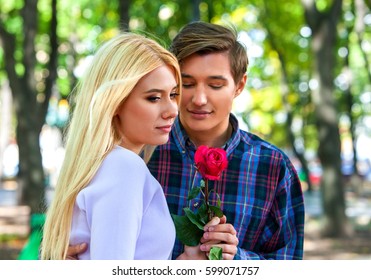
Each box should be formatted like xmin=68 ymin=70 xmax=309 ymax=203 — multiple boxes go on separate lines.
xmin=115 ymin=65 xmax=179 ymax=153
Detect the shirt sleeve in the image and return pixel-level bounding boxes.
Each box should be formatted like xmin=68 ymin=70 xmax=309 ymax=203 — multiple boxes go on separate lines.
xmin=79 ymin=149 xmax=148 ymax=259
xmin=235 ymin=157 xmax=305 ymax=260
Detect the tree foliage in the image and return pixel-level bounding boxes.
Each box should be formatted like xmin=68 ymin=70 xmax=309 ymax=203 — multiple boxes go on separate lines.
xmin=0 ymin=0 xmax=370 ymax=237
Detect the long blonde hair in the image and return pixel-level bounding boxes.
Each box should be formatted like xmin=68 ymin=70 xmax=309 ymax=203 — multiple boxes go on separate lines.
xmin=41 ymin=32 xmax=181 ymax=259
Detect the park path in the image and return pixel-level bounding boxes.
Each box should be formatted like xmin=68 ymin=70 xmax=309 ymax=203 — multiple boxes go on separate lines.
xmin=1 ymin=179 xmax=371 ymax=260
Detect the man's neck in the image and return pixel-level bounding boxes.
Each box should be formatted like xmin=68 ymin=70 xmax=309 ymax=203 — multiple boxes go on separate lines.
xmin=186 ymin=122 xmax=233 ymax=148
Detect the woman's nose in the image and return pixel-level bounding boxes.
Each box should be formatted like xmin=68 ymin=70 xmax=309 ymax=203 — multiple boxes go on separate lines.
xmin=162 ymin=99 xmax=178 ymax=119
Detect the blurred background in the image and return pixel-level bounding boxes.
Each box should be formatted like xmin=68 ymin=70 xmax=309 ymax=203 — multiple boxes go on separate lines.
xmin=0 ymin=0 xmax=370 ymax=260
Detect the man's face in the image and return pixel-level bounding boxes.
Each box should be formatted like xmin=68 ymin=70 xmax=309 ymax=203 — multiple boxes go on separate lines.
xmin=179 ymin=52 xmax=245 ymax=142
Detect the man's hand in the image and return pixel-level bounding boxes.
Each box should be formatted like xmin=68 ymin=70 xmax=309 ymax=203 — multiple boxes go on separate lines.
xmin=200 ymin=215 xmax=238 ymax=260
xmin=66 ymin=243 xmax=88 ymax=260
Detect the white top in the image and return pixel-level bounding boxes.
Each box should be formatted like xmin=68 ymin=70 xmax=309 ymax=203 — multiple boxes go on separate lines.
xmin=69 ymin=146 xmax=175 ymax=259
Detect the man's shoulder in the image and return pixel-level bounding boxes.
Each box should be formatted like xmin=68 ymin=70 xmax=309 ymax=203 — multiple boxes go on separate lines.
xmin=236 ymin=130 xmax=299 ymax=178
xmin=237 ymin=129 xmax=289 ymax=159
xmin=238 ymin=129 xmax=275 ymax=149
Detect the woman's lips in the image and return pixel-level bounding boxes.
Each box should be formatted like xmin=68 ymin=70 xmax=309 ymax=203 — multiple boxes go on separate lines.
xmin=156 ymin=125 xmax=172 ymax=133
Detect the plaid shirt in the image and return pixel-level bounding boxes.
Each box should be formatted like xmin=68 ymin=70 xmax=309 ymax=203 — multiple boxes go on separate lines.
xmin=148 ymin=114 xmax=305 ymax=260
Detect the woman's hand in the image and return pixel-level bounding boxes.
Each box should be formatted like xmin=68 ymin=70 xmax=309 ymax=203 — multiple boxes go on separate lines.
xmin=176 ymin=245 xmax=207 ymax=260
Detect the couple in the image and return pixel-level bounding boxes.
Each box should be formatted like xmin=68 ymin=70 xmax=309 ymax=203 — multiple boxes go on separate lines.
xmin=41 ymin=21 xmax=305 ymax=260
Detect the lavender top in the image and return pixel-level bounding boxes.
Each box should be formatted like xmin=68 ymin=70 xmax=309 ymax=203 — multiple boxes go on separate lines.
xmin=69 ymin=146 xmax=175 ymax=259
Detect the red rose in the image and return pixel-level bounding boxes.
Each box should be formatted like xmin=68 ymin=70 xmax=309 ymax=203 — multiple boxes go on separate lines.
xmin=172 ymin=145 xmax=228 ymax=258
xmin=194 ymin=145 xmax=228 ymax=180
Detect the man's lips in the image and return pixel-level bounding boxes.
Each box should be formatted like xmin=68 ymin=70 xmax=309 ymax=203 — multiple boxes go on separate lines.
xmin=187 ymin=109 xmax=211 ymax=119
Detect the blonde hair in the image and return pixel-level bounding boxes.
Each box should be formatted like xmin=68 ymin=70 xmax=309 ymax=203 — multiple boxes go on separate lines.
xmin=41 ymin=32 xmax=181 ymax=259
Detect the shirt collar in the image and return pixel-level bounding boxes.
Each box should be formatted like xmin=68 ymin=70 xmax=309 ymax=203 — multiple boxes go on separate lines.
xmin=225 ymin=114 xmax=240 ymax=153
xmin=171 ymin=113 xmax=241 ymax=154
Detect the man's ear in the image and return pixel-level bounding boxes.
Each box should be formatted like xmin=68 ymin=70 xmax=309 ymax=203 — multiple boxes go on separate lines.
xmin=234 ymin=74 xmax=247 ymax=98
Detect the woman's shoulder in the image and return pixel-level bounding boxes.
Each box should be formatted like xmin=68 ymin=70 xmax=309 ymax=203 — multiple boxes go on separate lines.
xmin=77 ymin=146 xmax=149 ymax=202
xmin=88 ymin=146 xmax=149 ymax=187
xmin=102 ymin=146 xmax=147 ymax=173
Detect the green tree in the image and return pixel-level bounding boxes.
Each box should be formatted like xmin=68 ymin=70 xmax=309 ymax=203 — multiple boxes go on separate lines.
xmin=0 ymin=0 xmax=58 ymax=214
xmin=260 ymin=0 xmax=313 ymax=191
xmin=210 ymin=0 xmax=369 ymax=237
xmin=302 ymin=0 xmax=350 ymax=237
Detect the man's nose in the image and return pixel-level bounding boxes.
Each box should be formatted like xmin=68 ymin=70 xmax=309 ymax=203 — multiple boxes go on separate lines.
xmin=192 ymin=86 xmax=207 ymax=106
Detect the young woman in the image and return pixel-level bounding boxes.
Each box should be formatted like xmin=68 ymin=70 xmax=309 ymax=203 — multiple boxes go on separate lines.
xmin=40 ymin=33 xmax=181 ymax=260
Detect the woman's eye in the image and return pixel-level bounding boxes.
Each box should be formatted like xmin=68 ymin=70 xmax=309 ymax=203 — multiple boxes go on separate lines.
xmin=147 ymin=96 xmax=160 ymax=102
xmin=210 ymin=84 xmax=223 ymax=89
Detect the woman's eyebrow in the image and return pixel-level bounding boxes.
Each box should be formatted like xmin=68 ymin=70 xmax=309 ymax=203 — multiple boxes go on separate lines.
xmin=144 ymin=85 xmax=178 ymax=94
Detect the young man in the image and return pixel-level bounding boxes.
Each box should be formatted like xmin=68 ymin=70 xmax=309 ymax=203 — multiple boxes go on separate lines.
xmin=68 ymin=21 xmax=305 ymax=260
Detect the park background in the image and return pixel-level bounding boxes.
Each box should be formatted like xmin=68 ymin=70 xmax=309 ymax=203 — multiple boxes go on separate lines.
xmin=0 ymin=0 xmax=370 ymax=259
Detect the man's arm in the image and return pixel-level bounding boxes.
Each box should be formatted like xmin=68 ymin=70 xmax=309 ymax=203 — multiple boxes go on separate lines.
xmin=200 ymin=172 xmax=305 ymax=260
xmin=201 ymin=208 xmax=303 ymax=260
xmin=67 ymin=217 xmax=225 ymax=260
xmin=66 ymin=243 xmax=88 ymax=260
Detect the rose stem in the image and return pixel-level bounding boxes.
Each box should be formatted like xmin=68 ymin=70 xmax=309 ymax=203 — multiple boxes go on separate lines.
xmin=204 ymin=179 xmax=213 ymax=221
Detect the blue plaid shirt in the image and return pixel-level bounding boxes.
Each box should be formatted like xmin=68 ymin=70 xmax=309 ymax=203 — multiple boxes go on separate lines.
xmin=147 ymin=114 xmax=305 ymax=259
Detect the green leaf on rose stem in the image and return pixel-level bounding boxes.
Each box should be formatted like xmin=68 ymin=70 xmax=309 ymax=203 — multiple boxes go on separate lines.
xmin=171 ymin=213 xmax=203 ymax=246
xmin=187 ymin=186 xmax=202 ymax=200
xmin=209 ymin=246 xmax=223 ymax=260
xmin=215 ymin=192 xmax=222 ymax=208
xmin=209 ymin=189 xmax=222 ymax=208
xmin=197 ymin=203 xmax=209 ymax=224
xmin=184 ymin=208 xmax=205 ymax=230
xmin=209 ymin=205 xmax=223 ymax=218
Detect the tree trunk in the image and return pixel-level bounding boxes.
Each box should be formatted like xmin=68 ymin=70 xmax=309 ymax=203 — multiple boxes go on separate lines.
xmin=191 ymin=0 xmax=201 ymax=21
xmin=262 ymin=7 xmax=313 ymax=192
xmin=303 ymin=0 xmax=350 ymax=237
xmin=0 ymin=0 xmax=58 ymax=214
xmin=16 ymin=98 xmax=45 ymax=213
xmin=119 ymin=0 xmax=131 ymax=31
